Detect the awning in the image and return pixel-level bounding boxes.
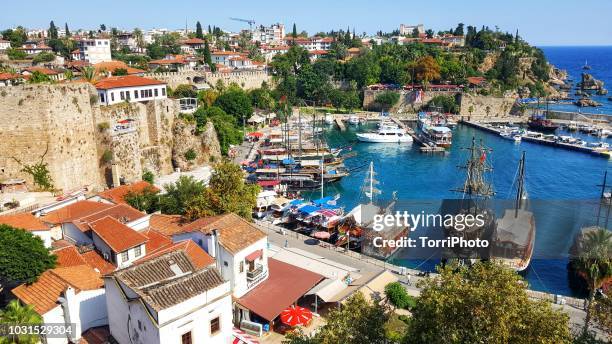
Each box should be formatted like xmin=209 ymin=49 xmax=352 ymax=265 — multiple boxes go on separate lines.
xmin=306 ymin=278 xmax=348 ymax=302
xmin=245 ymin=249 xmax=262 ymax=262
xmin=248 ymin=132 xmax=264 ymax=138
xmin=257 ymin=180 xmax=279 ymax=187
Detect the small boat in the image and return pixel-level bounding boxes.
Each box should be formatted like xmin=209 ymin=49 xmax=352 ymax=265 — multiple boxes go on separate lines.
xmin=567 ymin=121 xmax=578 ymax=131
xmin=324 ymin=113 xmax=334 ymax=125
xmin=587 ymin=142 xmax=610 ymax=149
xmin=513 ymin=135 xmax=522 ymax=143
xmin=348 ymin=115 xmax=360 ymax=125
xmin=356 ymin=127 xmax=413 ymax=143
xmin=583 ymin=60 xmax=591 ymax=70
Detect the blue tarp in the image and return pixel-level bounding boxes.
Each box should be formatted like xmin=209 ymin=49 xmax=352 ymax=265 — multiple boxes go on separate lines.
xmin=298 ymin=205 xmax=319 ymax=214
xmin=312 ymin=196 xmax=334 ymax=206
xmin=518 ymin=98 xmax=539 ymax=104
xmin=289 ymin=199 xmax=305 ymax=206
xmin=282 ymin=158 xmax=296 ymax=165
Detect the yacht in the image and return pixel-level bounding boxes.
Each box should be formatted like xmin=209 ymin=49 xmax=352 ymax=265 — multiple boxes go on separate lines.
xmin=356 ymin=127 xmax=413 ymax=143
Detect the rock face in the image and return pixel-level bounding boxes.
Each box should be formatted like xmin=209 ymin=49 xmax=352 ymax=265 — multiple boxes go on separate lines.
xmin=458 ymin=93 xmax=516 ymax=117
xmin=171 ymin=119 xmax=221 ymax=171
xmin=578 ymin=73 xmax=604 ymax=91
xmin=575 ymin=98 xmax=601 ymax=107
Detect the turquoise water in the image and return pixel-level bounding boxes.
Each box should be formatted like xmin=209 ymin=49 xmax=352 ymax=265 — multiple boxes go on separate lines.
xmin=313 ymin=122 xmax=611 ymax=296
xmin=541 ymin=46 xmax=612 ymax=115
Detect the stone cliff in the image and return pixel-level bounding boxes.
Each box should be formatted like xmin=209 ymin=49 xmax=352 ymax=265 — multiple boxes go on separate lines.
xmin=0 ymin=84 xmax=222 ymax=192
xmin=171 ymin=119 xmax=221 ymax=171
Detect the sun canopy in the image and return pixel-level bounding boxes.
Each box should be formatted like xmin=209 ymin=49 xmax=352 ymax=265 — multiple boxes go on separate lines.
xmin=248 ymin=132 xmax=264 ymax=138
xmin=306 ymin=278 xmax=348 ymax=302
xmin=257 ymin=180 xmax=280 ymax=187
xmin=298 ymin=205 xmax=319 ymax=214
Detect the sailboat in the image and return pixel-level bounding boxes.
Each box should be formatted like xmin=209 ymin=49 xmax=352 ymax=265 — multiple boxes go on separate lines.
xmin=491 ymin=152 xmax=536 ymax=273
xmin=583 ymin=60 xmax=591 ymax=70
xmin=339 ymin=162 xmax=408 ymax=257
xmin=442 ymin=137 xmax=497 ymax=263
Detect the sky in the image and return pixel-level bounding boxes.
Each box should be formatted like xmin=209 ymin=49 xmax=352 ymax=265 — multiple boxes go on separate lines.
xmin=1 ymin=0 xmax=611 ymax=46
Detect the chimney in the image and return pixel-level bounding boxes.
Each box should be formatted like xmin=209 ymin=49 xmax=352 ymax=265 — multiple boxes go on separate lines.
xmin=212 ymin=229 xmax=221 ymax=272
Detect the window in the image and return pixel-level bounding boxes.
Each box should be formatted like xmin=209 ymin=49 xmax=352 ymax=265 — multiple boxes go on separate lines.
xmin=162 ymin=88 xmax=166 ymax=96
xmin=148 ymin=89 xmax=153 ymax=97
xmin=121 ymin=251 xmax=129 ymax=262
xmin=126 ymin=91 xmax=130 ymax=100
xmin=134 ymin=245 xmax=142 ymax=257
xmin=223 ymin=261 xmax=228 ymax=267
xmin=141 ymin=90 xmax=145 ymax=98
xmin=239 ymin=261 xmax=244 ymax=273
xmin=120 ymin=91 xmax=125 ymax=100
xmin=210 ymin=317 xmax=220 ymax=335
xmin=154 ymin=88 xmax=158 ymax=97
xmin=100 ymin=93 xmax=105 ymax=103
xmin=181 ymin=331 xmax=192 ymax=344
xmin=111 ymin=92 xmax=114 ymax=102
xmin=138 ymin=320 xmax=142 ymax=331
xmin=134 ymin=90 xmax=138 ymax=99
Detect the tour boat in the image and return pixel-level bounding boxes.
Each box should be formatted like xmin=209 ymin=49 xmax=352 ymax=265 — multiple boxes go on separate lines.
xmin=417 ymin=113 xmax=453 ymax=148
xmin=356 ymin=127 xmax=413 ymax=143
xmin=492 ymin=153 xmax=535 ymax=273
xmin=348 ymin=115 xmax=360 ymax=125
xmin=527 ymin=114 xmax=559 ymax=133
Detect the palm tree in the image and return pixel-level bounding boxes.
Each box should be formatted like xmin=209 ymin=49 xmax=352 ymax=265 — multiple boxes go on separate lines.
xmin=574 ymin=227 xmax=612 ymax=333
xmin=133 ymin=28 xmax=145 ymax=53
xmin=81 ymin=66 xmax=98 ymax=83
xmin=0 ymin=300 xmax=43 ymax=344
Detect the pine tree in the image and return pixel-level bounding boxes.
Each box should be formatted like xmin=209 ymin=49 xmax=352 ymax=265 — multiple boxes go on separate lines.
xmin=65 ymin=23 xmax=70 ymax=37
xmin=344 ymin=26 xmax=351 ymax=45
xmin=48 ymin=21 xmax=58 ymax=39
xmin=196 ymin=21 xmax=203 ymax=39
xmin=208 ymin=25 xmax=212 ymax=34
xmin=203 ymin=39 xmax=212 ymax=67
xmin=292 ymin=23 xmax=297 ymax=38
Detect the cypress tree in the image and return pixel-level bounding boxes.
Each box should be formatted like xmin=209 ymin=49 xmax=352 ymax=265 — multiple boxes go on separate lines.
xmin=292 ymin=23 xmax=297 ymax=38
xmin=65 ymin=23 xmax=70 ymax=37
xmin=196 ymin=21 xmax=203 ymax=39
xmin=48 ymin=21 xmax=58 ymax=39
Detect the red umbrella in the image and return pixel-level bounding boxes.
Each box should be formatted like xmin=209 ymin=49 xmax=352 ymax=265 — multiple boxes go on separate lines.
xmin=280 ymin=305 xmax=312 ymax=327
xmin=248 ymin=132 xmax=264 ymax=138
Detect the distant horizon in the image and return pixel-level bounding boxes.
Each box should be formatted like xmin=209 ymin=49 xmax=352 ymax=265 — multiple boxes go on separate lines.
xmin=1 ymin=0 xmax=611 ymax=46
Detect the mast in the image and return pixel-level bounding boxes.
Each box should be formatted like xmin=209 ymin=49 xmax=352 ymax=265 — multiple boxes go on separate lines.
xmin=320 ymin=158 xmax=324 ymax=199
xmin=369 ymin=162 xmax=374 ymax=203
xmin=515 ymin=152 xmax=526 ymax=218
xmin=452 ymin=137 xmax=495 ymax=201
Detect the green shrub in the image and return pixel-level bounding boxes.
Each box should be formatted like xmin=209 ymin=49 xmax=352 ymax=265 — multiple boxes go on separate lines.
xmin=184 ymin=149 xmax=197 ymax=161
xmin=142 ymin=170 xmax=155 ymax=184
xmin=97 ymin=122 xmax=110 ymax=132
xmin=385 ymin=282 xmax=416 ymax=309
xmin=101 ymin=149 xmax=113 ymax=163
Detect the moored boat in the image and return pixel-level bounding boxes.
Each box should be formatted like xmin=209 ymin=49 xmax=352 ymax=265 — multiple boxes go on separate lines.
xmin=356 ymin=127 xmax=413 ymax=143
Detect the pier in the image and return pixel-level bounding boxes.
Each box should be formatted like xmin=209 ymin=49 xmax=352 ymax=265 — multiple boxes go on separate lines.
xmin=462 ymin=120 xmax=610 ymax=158
xmin=390 ymin=116 xmax=446 ymax=153
xmin=334 ymin=117 xmax=346 ymax=131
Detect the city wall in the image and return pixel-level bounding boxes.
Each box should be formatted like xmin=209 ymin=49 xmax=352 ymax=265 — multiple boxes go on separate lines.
xmin=144 ymin=69 xmax=271 ymax=90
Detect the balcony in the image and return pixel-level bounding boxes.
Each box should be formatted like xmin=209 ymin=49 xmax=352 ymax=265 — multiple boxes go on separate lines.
xmin=246 ymin=264 xmax=267 ymax=289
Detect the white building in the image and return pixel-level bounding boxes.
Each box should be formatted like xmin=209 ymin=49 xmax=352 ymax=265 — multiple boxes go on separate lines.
xmin=0 ymin=213 xmax=52 ymax=247
xmin=94 ymin=75 xmax=167 ymax=106
xmin=180 ymin=38 xmax=205 ymax=54
xmin=12 ymin=265 xmax=107 ymax=344
xmin=105 ymin=250 xmax=233 ymax=344
xmin=0 ymin=39 xmax=11 ymax=51
xmin=211 ymin=51 xmax=243 ymax=66
xmin=400 ymin=24 xmax=425 ymax=36
xmin=169 ymin=213 xmax=269 ymax=298
xmin=252 ymin=23 xmax=285 ymax=44
xmin=76 ymin=38 xmax=111 ymax=64
xmin=283 ymin=36 xmax=334 ymax=51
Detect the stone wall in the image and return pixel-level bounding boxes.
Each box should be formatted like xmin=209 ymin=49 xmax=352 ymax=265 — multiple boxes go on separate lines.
xmin=0 ymin=84 xmax=103 ymax=192
xmin=458 ymin=93 xmax=516 ymax=117
xmin=145 ymin=70 xmax=271 ymax=90
xmin=363 ymin=89 xmax=460 ymax=113
xmin=171 ymin=120 xmax=221 ymax=171
xmin=0 ymin=84 xmax=220 ymax=192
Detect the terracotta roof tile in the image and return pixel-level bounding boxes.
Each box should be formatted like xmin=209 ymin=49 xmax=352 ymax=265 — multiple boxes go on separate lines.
xmin=94 ymin=75 xmax=165 ymax=90
xmin=149 ymin=214 xmax=184 ymax=235
xmin=23 ymin=66 xmax=59 ymax=75
xmin=75 ymin=204 xmax=145 ymax=231
xmin=141 ymin=229 xmax=172 ymax=253
xmin=53 ymin=246 xmax=87 ymax=267
xmin=0 ymin=73 xmax=24 ymax=81
xmin=98 ymin=181 xmax=159 ymax=204
xmin=41 ymin=201 xmax=114 ymax=225
xmin=12 ymin=265 xmax=103 ymax=314
xmin=182 ymin=213 xmax=267 ymax=254
xmin=93 ymin=61 xmax=145 ymax=75
xmin=81 ymin=250 xmax=116 ymax=275
xmin=89 ymin=216 xmax=148 ymax=253
xmin=182 ymin=38 xmax=205 ymax=45
xmin=0 ymin=213 xmax=50 ymax=231
xmin=137 ymin=240 xmax=215 ymax=269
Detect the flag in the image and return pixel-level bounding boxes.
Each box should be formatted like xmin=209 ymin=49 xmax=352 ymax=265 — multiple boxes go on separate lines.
xmin=480 ymin=152 xmax=486 ymax=163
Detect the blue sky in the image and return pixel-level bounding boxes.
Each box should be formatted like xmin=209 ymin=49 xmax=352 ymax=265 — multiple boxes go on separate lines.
xmin=1 ymin=0 xmax=611 ymax=46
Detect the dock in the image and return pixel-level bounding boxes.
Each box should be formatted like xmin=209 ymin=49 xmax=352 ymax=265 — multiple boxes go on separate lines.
xmin=462 ymin=120 xmax=610 ymax=158
xmin=335 ymin=117 xmax=346 ymax=131
xmin=389 ymin=117 xmax=446 ymax=153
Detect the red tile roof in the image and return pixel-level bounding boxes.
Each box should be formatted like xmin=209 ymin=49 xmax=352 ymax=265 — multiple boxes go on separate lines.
xmin=97 ymin=181 xmax=159 ymax=204
xmin=54 ymin=246 xmax=87 ymax=267
xmin=94 ymin=75 xmax=166 ymax=90
xmin=0 ymin=73 xmax=24 ymax=81
xmin=93 ymin=61 xmax=145 ymax=75
xmin=23 ymin=66 xmax=59 ymax=75
xmin=81 ymin=250 xmax=116 ymax=275
xmin=89 ymin=216 xmax=148 ymax=253
xmin=0 ymin=213 xmax=50 ymax=231
xmin=182 ymin=38 xmax=205 ymax=45
xmin=12 ymin=265 xmax=103 ymax=314
xmin=136 ymin=240 xmax=215 ymax=269
xmin=41 ymin=201 xmax=115 ymax=225
xmin=236 ymin=259 xmax=324 ymax=321
xmin=76 ymin=204 xmax=144 ymax=229
xmin=149 ymin=214 xmax=184 ymax=235
xmin=141 ymin=229 xmax=172 ymax=253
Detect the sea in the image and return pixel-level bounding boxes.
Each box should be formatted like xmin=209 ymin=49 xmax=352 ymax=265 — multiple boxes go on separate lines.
xmin=542 ymin=46 xmax=612 ymax=114
xmin=309 ymin=46 xmax=612 ymax=297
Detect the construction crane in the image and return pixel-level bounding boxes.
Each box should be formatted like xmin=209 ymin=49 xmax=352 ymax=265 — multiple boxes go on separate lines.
xmin=229 ymin=17 xmax=256 ymax=30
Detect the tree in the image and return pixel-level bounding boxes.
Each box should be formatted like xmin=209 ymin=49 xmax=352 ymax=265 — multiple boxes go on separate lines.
xmin=414 ymin=56 xmax=441 ymax=86
xmin=185 ymin=160 xmax=259 ymax=220
xmin=193 ymin=106 xmax=242 ymax=155
xmin=454 ymin=23 xmax=465 ymax=36
xmin=159 ymin=176 xmax=207 ymax=215
xmin=285 ymin=292 xmax=390 ymax=344
xmin=468 ymin=105 xmax=475 ymax=117
xmin=572 ymin=228 xmax=612 ymax=334
xmin=172 ymin=84 xmax=198 ymax=99
xmin=132 ymin=28 xmax=145 ymax=52
xmin=6 ymin=48 xmax=27 ymax=60
xmin=99 ymin=24 xmax=106 ymax=32
xmin=125 ymin=187 xmax=160 ymax=214
xmin=406 ymin=262 xmax=572 ymax=344
xmin=32 ymin=51 xmax=56 ymax=64
xmin=202 ymin=39 xmax=213 ymax=69
xmin=64 ymin=23 xmax=70 ymax=37
xmin=2 ymin=27 xmax=27 ymax=47
xmin=214 ymin=87 xmax=253 ymax=122
xmin=0 ymin=225 xmax=57 ymax=286
xmin=142 ymin=170 xmax=155 ymax=184
xmin=590 ymin=293 xmax=612 ymax=339
xmin=27 ymin=71 xmax=52 ymax=84
xmin=81 ymin=66 xmax=98 ymax=83
xmin=384 ymin=282 xmax=416 ymax=310
xmin=113 ymin=68 xmax=128 ymax=76
xmin=195 ymin=21 xmax=204 ymax=39
xmin=329 ymin=88 xmax=346 ymax=112
xmin=374 ymin=91 xmax=400 ymax=111
xmin=292 ymin=23 xmax=297 ymax=38
xmin=48 ymin=21 xmax=58 ymax=40
xmin=0 ymin=300 xmax=43 ymax=344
